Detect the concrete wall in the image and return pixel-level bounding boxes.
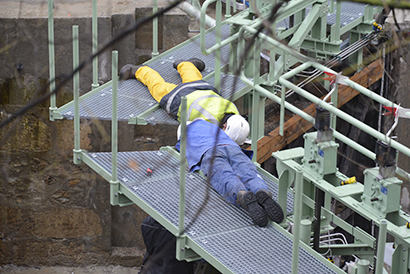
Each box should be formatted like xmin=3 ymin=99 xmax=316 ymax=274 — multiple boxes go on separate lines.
xmin=0 ymin=5 xmax=187 ymax=267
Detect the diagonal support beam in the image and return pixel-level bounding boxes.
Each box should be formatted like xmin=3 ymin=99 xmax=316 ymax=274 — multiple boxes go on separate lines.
xmin=257 ymin=59 xmax=384 ymax=163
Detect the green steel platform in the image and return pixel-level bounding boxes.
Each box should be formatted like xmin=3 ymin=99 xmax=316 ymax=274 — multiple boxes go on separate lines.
xmin=55 ymin=24 xmax=249 ymax=125
xmin=85 ymin=149 xmax=342 ymax=274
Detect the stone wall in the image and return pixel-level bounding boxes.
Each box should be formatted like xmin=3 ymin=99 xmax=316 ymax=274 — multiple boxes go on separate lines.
xmin=0 ymin=6 xmax=187 ymax=267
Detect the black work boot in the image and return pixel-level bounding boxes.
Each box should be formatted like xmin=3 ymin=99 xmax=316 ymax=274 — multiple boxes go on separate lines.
xmin=256 ymin=189 xmax=284 ymax=224
xmin=237 ymin=190 xmax=268 ymax=227
xmin=173 ymin=58 xmax=205 ymax=72
xmin=119 ymin=64 xmax=144 ymax=80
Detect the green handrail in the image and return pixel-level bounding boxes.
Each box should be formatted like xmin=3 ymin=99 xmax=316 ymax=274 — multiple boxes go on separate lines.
xmin=279 ymin=62 xmax=410 ymax=159
xmin=73 ymin=25 xmax=81 ymax=165
xmin=110 ymin=51 xmax=119 ymax=205
xmin=48 ymin=0 xmax=56 ymax=118
xmin=152 ymin=0 xmax=159 ymax=58
xmin=92 ymin=0 xmax=99 ymax=89
xmin=178 ymin=97 xmax=187 ymax=238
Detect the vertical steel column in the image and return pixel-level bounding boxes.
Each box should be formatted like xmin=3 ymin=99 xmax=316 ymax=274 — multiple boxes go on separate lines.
xmin=176 ymin=97 xmax=187 ymax=260
xmin=110 ymin=51 xmax=119 ymax=206
xmin=73 ymin=25 xmax=81 ymax=165
xmin=48 ymin=0 xmax=56 ymax=120
xmin=152 ymin=0 xmax=159 ymax=58
xmin=291 ymin=168 xmax=304 ymax=274
xmin=92 ymin=0 xmax=99 ymax=89
xmin=375 ymin=220 xmax=387 ymax=274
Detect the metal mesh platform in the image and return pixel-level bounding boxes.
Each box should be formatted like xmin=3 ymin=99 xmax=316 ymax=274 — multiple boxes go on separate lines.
xmin=276 ymin=1 xmax=367 ymax=30
xmin=87 ymin=150 xmax=337 ymax=273
xmin=59 ymin=24 xmax=247 ymax=124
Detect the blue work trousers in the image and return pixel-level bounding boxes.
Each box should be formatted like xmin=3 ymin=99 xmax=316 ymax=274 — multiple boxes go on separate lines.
xmin=200 ymin=145 xmax=268 ymax=206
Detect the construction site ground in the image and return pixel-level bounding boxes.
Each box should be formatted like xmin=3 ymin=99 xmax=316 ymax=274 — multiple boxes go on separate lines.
xmin=0 ymin=265 xmax=140 ymax=274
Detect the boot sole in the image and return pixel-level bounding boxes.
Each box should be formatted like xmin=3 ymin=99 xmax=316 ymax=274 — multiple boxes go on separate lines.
xmin=244 ymin=192 xmax=268 ymax=227
xmin=256 ymin=190 xmax=284 ymax=224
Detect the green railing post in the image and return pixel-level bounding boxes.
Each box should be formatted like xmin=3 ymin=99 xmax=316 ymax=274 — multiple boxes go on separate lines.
xmin=152 ymin=0 xmax=159 ymax=58
xmin=110 ymin=51 xmax=119 ymax=206
xmin=176 ymin=96 xmax=187 ymax=260
xmin=291 ymin=168 xmax=304 ymax=274
xmin=92 ymin=0 xmax=99 ymax=89
xmin=73 ymin=25 xmax=81 ymax=165
xmin=214 ymin=0 xmax=222 ymax=91
xmin=48 ymin=0 xmax=57 ymax=120
xmin=375 ymin=220 xmax=387 ymax=274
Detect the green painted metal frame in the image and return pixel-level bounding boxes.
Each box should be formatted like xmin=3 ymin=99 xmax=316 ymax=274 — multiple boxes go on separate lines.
xmin=51 ymin=0 xmax=404 ymax=272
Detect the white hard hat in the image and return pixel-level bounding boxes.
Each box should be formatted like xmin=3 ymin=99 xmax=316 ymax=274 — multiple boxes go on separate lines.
xmin=224 ymin=115 xmax=249 ymax=145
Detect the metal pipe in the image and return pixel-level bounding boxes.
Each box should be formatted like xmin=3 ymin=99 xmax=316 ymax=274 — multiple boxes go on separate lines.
xmin=48 ymin=0 xmax=56 ymax=115
xmin=73 ymin=25 xmax=80 ymax=162
xmin=291 ymin=168 xmax=303 ymax=274
xmin=178 ymin=97 xmax=188 ymax=236
xmin=200 ymin=0 xmax=261 ymax=55
xmin=110 ymin=50 xmax=119 ymax=205
xmin=215 ymin=0 xmax=222 ymax=91
xmin=179 ymin=1 xmax=215 ymax=28
xmin=279 ymin=66 xmax=410 ymax=159
xmin=92 ymin=0 xmax=99 ymax=89
xmin=375 ymin=220 xmax=388 ymax=274
xmin=111 ymin=51 xmax=118 ymax=182
xmin=152 ymin=0 xmax=159 ymax=58
xmin=239 ymin=72 xmax=378 ymax=160
xmin=279 ymin=85 xmax=285 ymax=136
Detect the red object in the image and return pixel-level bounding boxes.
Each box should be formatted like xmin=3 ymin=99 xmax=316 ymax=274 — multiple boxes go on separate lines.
xmin=147 ymin=168 xmax=153 ymax=175
xmin=383 ymin=106 xmax=397 ymax=117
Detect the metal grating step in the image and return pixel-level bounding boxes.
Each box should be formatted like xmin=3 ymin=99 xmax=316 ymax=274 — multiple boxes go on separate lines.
xmin=86 ymin=150 xmax=337 ymax=273
xmin=59 ymin=24 xmax=247 ymax=124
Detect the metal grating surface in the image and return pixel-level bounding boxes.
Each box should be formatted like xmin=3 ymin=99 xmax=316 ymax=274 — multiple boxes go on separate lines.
xmin=192 ymin=225 xmax=336 ymax=274
xmin=85 ymin=150 xmax=336 ymax=273
xmin=276 ymin=1 xmax=367 ymax=30
xmin=88 ymin=150 xmax=293 ymax=236
xmin=60 ymin=24 xmax=237 ymax=123
xmin=88 ymin=151 xmax=333 ymax=273
xmin=326 ymin=1 xmax=367 ymax=27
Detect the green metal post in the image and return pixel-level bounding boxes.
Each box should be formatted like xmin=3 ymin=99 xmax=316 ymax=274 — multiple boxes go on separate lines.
xmin=215 ymin=0 xmax=221 ymax=91
xmin=92 ymin=0 xmax=99 ymax=89
xmin=152 ymin=0 xmax=159 ymax=58
xmin=375 ymin=220 xmax=387 ymax=274
xmin=176 ymin=96 xmax=187 ymax=260
xmin=48 ymin=0 xmax=57 ymax=120
xmin=73 ymin=25 xmax=81 ymax=165
xmin=333 ymin=1 xmax=341 ymax=42
xmin=110 ymin=51 xmax=119 ymax=206
xmin=225 ymin=0 xmax=231 ymax=19
xmin=291 ymin=168 xmax=304 ymax=274
xmin=251 ymin=38 xmax=260 ymax=161
xmin=279 ymin=85 xmax=285 ymax=136
xmin=331 ymin=83 xmax=338 ymax=137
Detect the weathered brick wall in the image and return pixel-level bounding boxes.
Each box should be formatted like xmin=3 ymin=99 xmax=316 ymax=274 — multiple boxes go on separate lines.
xmin=0 ymin=6 xmax=187 ymax=267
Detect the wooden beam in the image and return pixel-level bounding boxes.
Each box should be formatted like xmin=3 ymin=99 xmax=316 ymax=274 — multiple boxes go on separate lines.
xmin=256 ymin=59 xmax=384 ymax=163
